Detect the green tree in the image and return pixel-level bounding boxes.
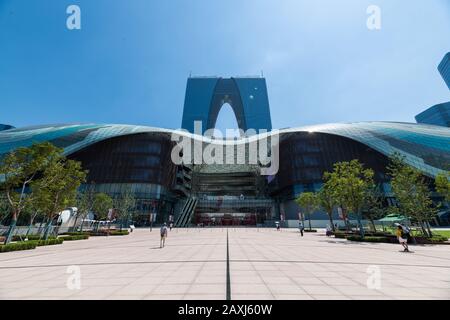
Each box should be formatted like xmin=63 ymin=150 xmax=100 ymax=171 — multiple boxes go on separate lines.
xmin=388 ymin=154 xmax=436 ymax=237
xmin=323 ymin=160 xmax=374 ymax=238
xmin=317 ymin=184 xmax=337 ymax=231
xmin=0 ymin=194 xmax=11 ymax=225
xmin=21 ymin=196 xmax=46 ymax=238
xmin=435 ymin=171 xmax=450 ymax=204
xmin=32 ymin=158 xmax=87 ymax=239
xmin=113 ymin=187 xmax=136 ymax=231
xmin=75 ymin=184 xmax=96 ymax=232
xmin=0 ymin=142 xmax=62 ymax=244
xmin=93 ymin=193 xmax=113 ymax=231
xmin=295 ymin=192 xmax=319 ymax=231
xmin=362 ymin=185 xmax=387 ymax=232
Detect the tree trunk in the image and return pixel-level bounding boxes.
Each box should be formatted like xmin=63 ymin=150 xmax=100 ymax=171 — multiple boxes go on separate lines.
xmin=342 ymin=208 xmax=350 ymax=232
xmin=43 ymin=220 xmax=53 ymax=240
xmin=357 ymin=212 xmax=365 ymax=238
xmin=419 ymin=220 xmax=428 ymax=237
xmin=426 ymin=221 xmax=433 ymax=237
xmin=25 ymin=222 xmax=33 ymax=237
xmin=72 ymin=213 xmax=79 ymax=233
xmin=328 ymin=212 xmax=335 ymax=232
xmin=4 ymin=213 xmax=17 ymax=244
xmin=308 ymin=213 xmax=312 ymax=231
xmin=80 ymin=215 xmax=85 ymax=232
xmin=370 ymin=218 xmax=376 ymax=232
xmin=37 ymin=219 xmax=45 ymax=234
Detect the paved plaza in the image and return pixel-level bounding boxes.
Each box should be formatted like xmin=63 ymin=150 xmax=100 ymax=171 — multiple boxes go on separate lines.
xmin=0 ymin=228 xmax=449 ymax=300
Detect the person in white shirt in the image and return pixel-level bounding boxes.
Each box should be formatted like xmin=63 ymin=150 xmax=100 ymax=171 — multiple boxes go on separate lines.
xmin=160 ymin=223 xmax=168 ymax=248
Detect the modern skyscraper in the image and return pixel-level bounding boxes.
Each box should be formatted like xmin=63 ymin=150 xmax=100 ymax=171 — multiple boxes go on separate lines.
xmin=181 ymin=77 xmax=272 ymax=134
xmin=438 ymin=52 xmax=450 ymax=90
xmin=415 ymin=102 xmax=450 ymax=127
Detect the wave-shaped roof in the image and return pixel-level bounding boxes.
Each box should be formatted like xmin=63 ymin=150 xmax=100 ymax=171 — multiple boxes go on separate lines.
xmin=0 ymin=122 xmax=448 ymax=177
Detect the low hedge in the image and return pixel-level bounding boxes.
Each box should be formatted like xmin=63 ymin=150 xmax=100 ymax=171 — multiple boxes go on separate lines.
xmin=304 ymin=229 xmax=317 ymax=233
xmin=59 ymin=234 xmax=89 ymax=241
xmin=34 ymin=238 xmax=64 ymax=246
xmin=346 ymin=235 xmax=448 ymax=244
xmin=414 ymin=236 xmax=448 ymax=244
xmin=0 ymin=241 xmax=38 ymax=253
xmin=61 ymin=232 xmax=89 ymax=236
xmin=87 ymin=229 xmax=128 ymax=236
xmin=12 ymin=235 xmax=56 ymax=242
xmin=87 ymin=230 xmax=110 ymax=236
xmin=346 ymin=236 xmax=391 ymax=243
xmin=334 ymin=232 xmax=353 ymax=239
xmin=109 ymin=230 xmax=129 ymax=236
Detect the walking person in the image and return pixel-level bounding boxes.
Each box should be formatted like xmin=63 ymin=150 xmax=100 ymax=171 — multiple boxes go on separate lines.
xmin=395 ymin=224 xmax=410 ymax=252
xmin=275 ymin=221 xmax=280 ymax=231
xmin=299 ymin=221 xmax=304 ymax=236
xmin=160 ymin=223 xmax=168 ymax=248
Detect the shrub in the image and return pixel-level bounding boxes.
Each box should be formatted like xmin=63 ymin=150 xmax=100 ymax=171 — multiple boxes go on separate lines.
xmin=87 ymin=229 xmax=128 ymax=236
xmin=0 ymin=241 xmax=37 ymax=253
xmin=109 ymin=230 xmax=129 ymax=236
xmin=346 ymin=236 xmax=390 ymax=243
xmin=334 ymin=231 xmax=354 ymax=239
xmin=87 ymin=229 xmax=110 ymax=236
xmin=12 ymin=235 xmax=56 ymax=241
xmin=414 ymin=235 xmax=448 ymax=244
xmin=33 ymin=238 xmax=64 ymax=246
xmin=59 ymin=234 xmax=89 ymax=241
xmin=61 ymin=232 xmax=89 ymax=236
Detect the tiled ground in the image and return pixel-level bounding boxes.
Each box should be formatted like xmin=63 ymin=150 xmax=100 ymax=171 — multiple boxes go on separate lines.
xmin=0 ymin=228 xmax=449 ymax=300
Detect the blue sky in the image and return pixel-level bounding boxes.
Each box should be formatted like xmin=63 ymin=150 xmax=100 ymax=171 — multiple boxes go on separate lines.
xmin=0 ymin=0 xmax=449 ymax=131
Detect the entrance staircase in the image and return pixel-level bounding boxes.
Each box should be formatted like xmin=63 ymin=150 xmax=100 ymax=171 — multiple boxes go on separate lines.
xmin=175 ymin=197 xmax=198 ymax=227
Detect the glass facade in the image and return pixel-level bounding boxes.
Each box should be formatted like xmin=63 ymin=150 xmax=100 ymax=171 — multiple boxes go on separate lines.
xmin=271 ymin=132 xmax=391 ymax=200
xmin=438 ymin=52 xmax=450 ymax=90
xmin=181 ymin=77 xmax=272 ymax=134
xmin=1 ymin=121 xmax=449 ymax=224
xmin=0 ymin=124 xmax=14 ymax=132
xmin=68 ymin=133 xmax=176 ymax=188
xmin=415 ymin=102 xmax=450 ymax=128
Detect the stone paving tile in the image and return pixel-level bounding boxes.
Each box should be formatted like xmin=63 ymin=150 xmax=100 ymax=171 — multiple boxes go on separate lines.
xmin=187 ymin=284 xmax=225 ymax=294
xmin=266 ymin=284 xmax=307 ymax=295
xmin=232 ymin=284 xmax=273 ymax=295
xmin=113 ymin=284 xmax=157 ymax=296
xmin=232 ymin=294 xmax=275 ymax=300
xmin=273 ymin=294 xmax=314 ymax=300
xmin=0 ymin=228 xmax=449 ymax=300
xmin=300 ymin=285 xmax=343 ymax=296
xmin=182 ymin=294 xmax=225 ymax=300
xmin=311 ymin=295 xmax=351 ymax=300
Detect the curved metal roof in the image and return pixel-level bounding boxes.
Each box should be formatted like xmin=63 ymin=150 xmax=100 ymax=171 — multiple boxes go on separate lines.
xmin=0 ymin=121 xmax=448 ymax=177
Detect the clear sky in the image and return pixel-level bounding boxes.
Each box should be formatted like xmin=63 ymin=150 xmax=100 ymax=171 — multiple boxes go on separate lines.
xmin=0 ymin=0 xmax=449 ymax=131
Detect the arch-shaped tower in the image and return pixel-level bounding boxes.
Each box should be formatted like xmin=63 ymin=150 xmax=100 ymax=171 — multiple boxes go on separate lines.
xmin=181 ymin=77 xmax=272 ymax=134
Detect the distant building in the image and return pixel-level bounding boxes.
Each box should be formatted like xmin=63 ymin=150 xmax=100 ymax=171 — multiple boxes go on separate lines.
xmin=438 ymin=52 xmax=450 ymax=90
xmin=415 ymin=102 xmax=450 ymax=127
